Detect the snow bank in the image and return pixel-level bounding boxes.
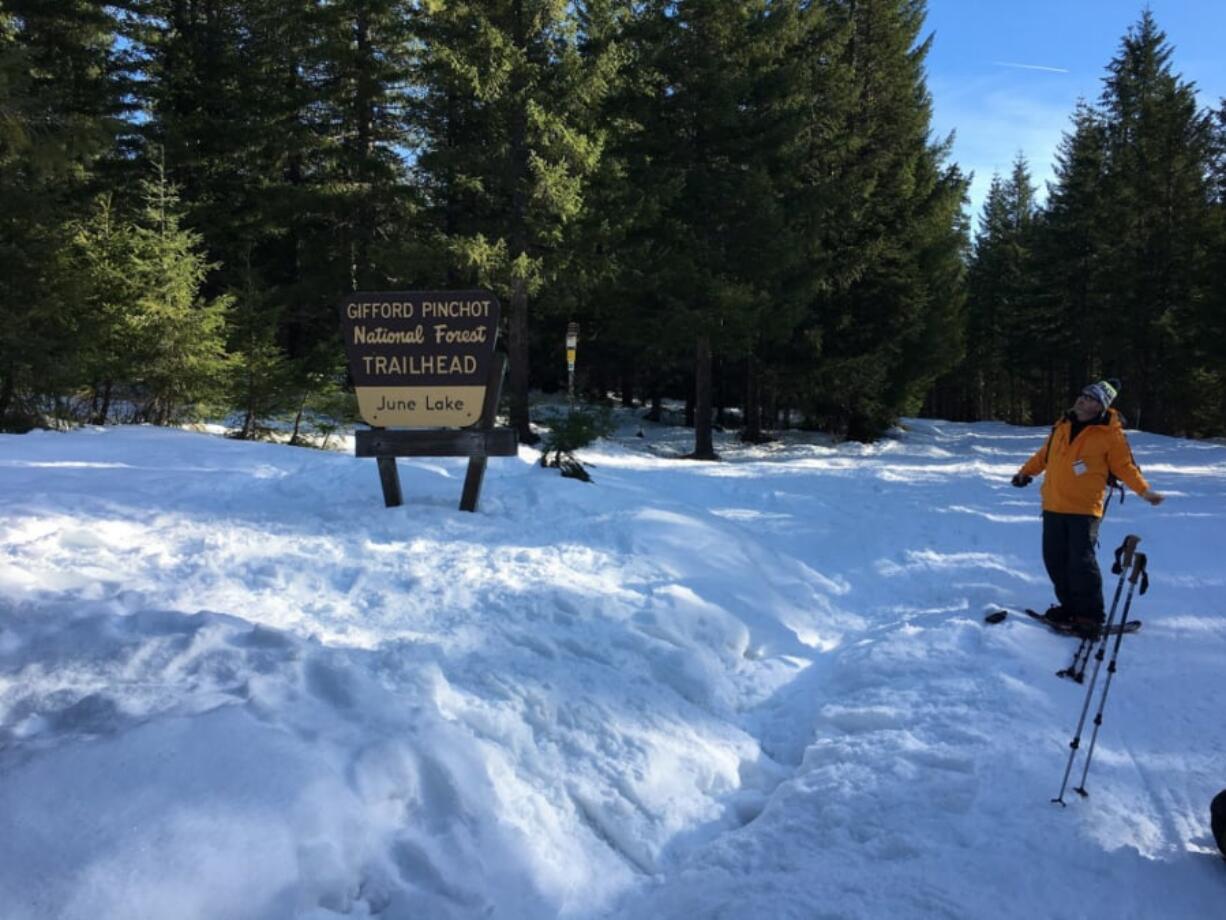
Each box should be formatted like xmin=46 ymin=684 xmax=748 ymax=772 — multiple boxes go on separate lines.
xmin=1 ymin=415 xmax=1222 ymax=918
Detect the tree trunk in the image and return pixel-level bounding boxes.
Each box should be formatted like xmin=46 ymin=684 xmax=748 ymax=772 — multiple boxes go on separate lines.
xmin=508 ymin=276 xmax=534 ymax=441
xmin=646 ymin=390 xmax=662 ymax=422
xmin=620 ymin=362 xmax=635 ymax=408
xmin=691 ymin=334 xmax=716 ymax=459
xmin=290 ymin=398 xmax=306 ymax=445
xmin=95 ymin=379 xmax=113 ymax=426
xmin=444 ymin=85 xmax=462 ymax=287
xmin=0 ymin=369 xmax=12 ymax=428
xmin=352 ymin=9 xmax=375 ymax=289
xmin=506 ymin=0 xmax=537 ymax=444
xmin=742 ymin=354 xmax=762 ymax=442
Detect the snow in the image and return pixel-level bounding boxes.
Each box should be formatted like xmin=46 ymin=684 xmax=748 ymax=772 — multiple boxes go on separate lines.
xmin=1 ymin=413 xmax=1222 ymax=919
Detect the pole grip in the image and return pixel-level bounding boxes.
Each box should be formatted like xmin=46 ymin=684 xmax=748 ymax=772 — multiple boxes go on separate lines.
xmin=1129 ymin=553 xmax=1147 ymax=585
xmin=1112 ymin=535 xmax=1140 ymax=575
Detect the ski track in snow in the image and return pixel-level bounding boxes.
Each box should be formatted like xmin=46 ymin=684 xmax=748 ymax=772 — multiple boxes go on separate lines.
xmin=0 ymin=415 xmax=1223 ymax=919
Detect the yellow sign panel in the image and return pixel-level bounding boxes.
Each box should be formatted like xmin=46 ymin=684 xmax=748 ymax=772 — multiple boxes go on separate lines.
xmin=354 ymin=386 xmax=486 ymax=428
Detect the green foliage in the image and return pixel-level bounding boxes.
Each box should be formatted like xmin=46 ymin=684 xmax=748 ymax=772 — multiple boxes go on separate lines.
xmin=540 ymin=404 xmax=616 ymax=454
xmin=802 ymin=0 xmax=970 ymax=440
xmin=411 ymin=0 xmax=617 ymax=442
xmin=70 ymin=162 xmax=233 ymax=425
xmin=225 ymin=258 xmax=298 ymax=439
xmin=282 ymin=348 xmax=356 ymax=448
xmin=937 ymin=10 xmax=1220 ymax=436
xmin=538 ymin=403 xmax=614 ymax=482
xmin=298 ymin=384 xmax=358 ymax=451
xmin=959 ymin=157 xmax=1039 ymax=423
xmin=0 ymin=3 xmax=120 ymax=430
xmin=9 ymin=2 xmax=1221 ymax=442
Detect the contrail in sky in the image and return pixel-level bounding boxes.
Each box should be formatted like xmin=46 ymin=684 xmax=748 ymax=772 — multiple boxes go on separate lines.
xmin=992 ymin=61 xmax=1070 ymax=73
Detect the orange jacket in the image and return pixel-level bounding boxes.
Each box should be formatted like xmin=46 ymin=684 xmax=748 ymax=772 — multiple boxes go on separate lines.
xmin=1018 ymin=409 xmax=1149 ymax=517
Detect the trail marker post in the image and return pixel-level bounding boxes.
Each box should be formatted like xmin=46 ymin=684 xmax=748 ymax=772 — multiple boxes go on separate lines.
xmin=566 ymin=321 xmax=579 ymax=409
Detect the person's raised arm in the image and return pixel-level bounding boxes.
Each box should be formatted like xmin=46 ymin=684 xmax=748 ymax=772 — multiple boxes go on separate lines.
xmin=1108 ymin=429 xmax=1162 ymax=505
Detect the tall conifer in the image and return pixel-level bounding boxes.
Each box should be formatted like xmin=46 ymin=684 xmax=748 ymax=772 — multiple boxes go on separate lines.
xmin=0 ymin=2 xmax=121 ymax=428
xmin=807 ymin=0 xmax=968 ymax=439
xmin=1033 ymin=102 xmax=1110 ymax=416
xmin=1097 ymin=11 xmax=1213 ymax=432
xmin=413 ymin=1 xmax=608 ymax=443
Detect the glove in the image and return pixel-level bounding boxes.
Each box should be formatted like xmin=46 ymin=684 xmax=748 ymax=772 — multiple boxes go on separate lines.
xmin=1141 ymin=490 xmax=1164 ymax=506
xmin=1011 ymin=473 xmax=1032 ymax=488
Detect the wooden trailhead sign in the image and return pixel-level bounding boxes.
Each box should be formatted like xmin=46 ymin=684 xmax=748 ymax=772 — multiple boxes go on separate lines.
xmin=340 ymin=291 xmax=499 ymax=427
xmin=339 ymin=290 xmax=517 ymax=512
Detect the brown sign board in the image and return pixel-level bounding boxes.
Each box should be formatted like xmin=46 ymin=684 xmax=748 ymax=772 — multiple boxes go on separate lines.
xmin=339 ymin=290 xmax=500 ymax=428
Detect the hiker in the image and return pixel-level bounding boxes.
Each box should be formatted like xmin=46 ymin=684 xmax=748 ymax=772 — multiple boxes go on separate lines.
xmin=1010 ymin=379 xmax=1164 ymax=635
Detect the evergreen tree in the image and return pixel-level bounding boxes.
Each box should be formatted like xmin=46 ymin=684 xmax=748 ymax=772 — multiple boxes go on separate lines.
xmin=806 ymin=0 xmax=968 ymax=440
xmin=71 ymin=192 xmax=144 ymax=423
xmin=614 ymin=1 xmax=815 ymax=456
xmin=546 ymin=0 xmax=642 ymax=407
xmin=1096 ymin=10 xmax=1213 ymax=433
xmin=74 ymin=162 xmax=232 ymax=424
xmin=575 ymin=0 xmax=686 ymax=421
xmin=1031 ymin=101 xmax=1110 ymax=419
xmin=963 ymin=174 xmax=1008 ymax=418
xmin=653 ymin=0 xmax=757 ymax=457
xmin=0 ymin=2 xmax=121 ymax=429
xmin=963 ymin=155 xmax=1038 ymax=423
xmin=225 ymin=254 xmax=297 ymax=440
xmin=309 ymin=0 xmax=420 ymax=294
xmin=413 ymin=0 xmax=609 ymax=443
xmin=734 ymin=0 xmax=836 ymax=443
xmin=131 ymin=0 xmax=421 ymax=428
xmin=1198 ymin=101 xmax=1226 ymax=433
xmin=938 ymin=12 xmax=1222 ymax=437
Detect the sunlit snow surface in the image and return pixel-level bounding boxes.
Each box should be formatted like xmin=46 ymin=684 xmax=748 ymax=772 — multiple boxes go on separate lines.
xmin=1 ymin=414 xmax=1223 ymax=919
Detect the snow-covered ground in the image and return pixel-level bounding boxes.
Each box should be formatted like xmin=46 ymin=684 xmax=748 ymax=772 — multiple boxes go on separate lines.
xmin=1 ymin=412 xmax=1222 ymax=919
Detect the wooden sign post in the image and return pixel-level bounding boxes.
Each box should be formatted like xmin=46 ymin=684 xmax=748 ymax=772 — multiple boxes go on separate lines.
xmin=339 ymin=290 xmax=517 ymax=511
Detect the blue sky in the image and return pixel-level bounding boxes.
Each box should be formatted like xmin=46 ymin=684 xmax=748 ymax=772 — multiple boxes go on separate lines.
xmin=923 ymin=1 xmax=1226 ymax=227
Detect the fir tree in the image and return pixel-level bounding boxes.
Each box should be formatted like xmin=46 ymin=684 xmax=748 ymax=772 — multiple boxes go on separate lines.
xmin=0 ymin=2 xmax=121 ymax=429
xmin=131 ymin=0 xmax=420 ymax=423
xmin=413 ymin=0 xmax=610 ymax=443
xmin=71 ymin=192 xmax=145 ymax=423
xmin=616 ymin=0 xmax=814 ymax=456
xmin=1198 ymin=100 xmax=1226 ymax=433
xmin=966 ymin=154 xmax=1038 ymax=424
xmin=117 ymin=162 xmax=233 ymax=424
xmin=806 ymin=0 xmax=968 ymax=440
xmin=225 ymin=253 xmax=297 ymax=440
xmin=1033 ymin=101 xmax=1110 ymax=417
xmin=1096 ymin=11 xmax=1213 ymax=433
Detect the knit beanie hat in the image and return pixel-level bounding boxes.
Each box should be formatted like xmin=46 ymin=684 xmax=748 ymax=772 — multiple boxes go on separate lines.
xmin=1081 ymin=379 xmax=1119 ymax=408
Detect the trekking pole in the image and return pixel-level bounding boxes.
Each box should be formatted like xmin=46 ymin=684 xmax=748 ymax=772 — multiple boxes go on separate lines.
xmin=1073 ymin=553 xmax=1148 ymax=798
xmin=1064 ymin=534 xmax=1140 ymax=683
xmin=1052 ymin=535 xmax=1140 ymax=805
xmin=1101 ymin=479 xmax=1125 ymax=518
xmin=1058 ymin=637 xmax=1093 ymax=684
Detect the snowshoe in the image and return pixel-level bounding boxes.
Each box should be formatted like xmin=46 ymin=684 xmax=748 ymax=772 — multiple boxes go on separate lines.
xmin=981 ymin=609 xmax=1142 ymax=637
xmin=1023 ymin=608 xmax=1141 ymax=638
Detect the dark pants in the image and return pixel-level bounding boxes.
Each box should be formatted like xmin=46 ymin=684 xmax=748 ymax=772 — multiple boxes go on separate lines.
xmin=1042 ymin=511 xmax=1104 ymax=621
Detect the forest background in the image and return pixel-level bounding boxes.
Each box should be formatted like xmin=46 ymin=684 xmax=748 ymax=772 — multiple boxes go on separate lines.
xmin=3 ymin=1 xmax=1224 ymax=453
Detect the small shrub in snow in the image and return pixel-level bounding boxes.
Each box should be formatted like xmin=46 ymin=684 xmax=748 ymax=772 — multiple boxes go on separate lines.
xmin=539 ymin=405 xmax=614 ymax=481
